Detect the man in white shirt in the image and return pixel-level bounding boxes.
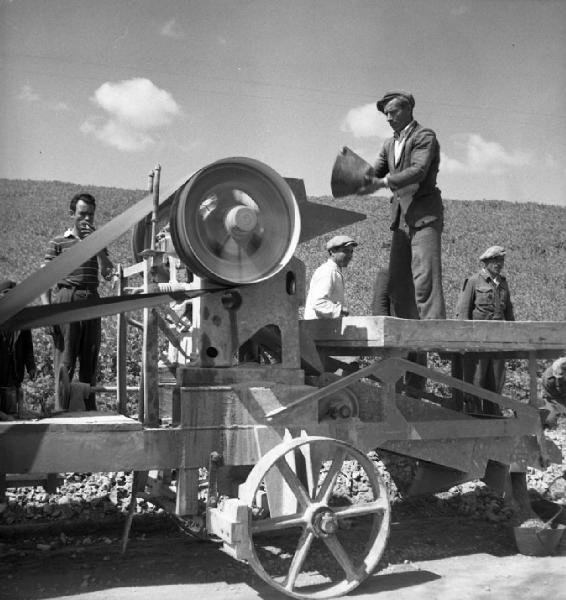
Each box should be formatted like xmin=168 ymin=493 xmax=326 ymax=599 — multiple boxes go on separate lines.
xmin=304 ymin=235 xmax=357 ymax=319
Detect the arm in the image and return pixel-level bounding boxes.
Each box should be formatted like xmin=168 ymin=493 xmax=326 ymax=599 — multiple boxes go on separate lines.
xmin=98 ymin=249 xmax=115 ymax=281
xmin=40 ymin=239 xmax=58 ymax=305
xmin=357 ymin=143 xmax=390 ymax=195
xmin=455 ymin=277 xmax=474 ymax=320
xmin=504 ymin=284 xmax=515 ymax=321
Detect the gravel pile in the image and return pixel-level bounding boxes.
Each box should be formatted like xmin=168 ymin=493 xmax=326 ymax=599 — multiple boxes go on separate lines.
xmin=1 ymin=419 xmax=564 ymax=532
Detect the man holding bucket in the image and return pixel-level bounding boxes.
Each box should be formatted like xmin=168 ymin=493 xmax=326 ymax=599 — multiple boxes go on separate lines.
xmin=355 ymin=91 xmax=446 ymax=322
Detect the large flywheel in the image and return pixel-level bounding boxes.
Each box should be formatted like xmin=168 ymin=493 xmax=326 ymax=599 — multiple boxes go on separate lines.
xmin=169 ymin=157 xmax=300 ymax=285
xmin=238 ymin=436 xmax=391 ymax=599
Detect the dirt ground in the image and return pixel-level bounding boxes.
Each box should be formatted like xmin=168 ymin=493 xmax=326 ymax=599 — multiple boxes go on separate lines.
xmin=2 ymin=514 xmax=564 ymax=600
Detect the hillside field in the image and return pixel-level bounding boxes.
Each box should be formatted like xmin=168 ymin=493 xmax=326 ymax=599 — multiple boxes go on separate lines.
xmin=0 ymin=177 xmax=565 ymax=412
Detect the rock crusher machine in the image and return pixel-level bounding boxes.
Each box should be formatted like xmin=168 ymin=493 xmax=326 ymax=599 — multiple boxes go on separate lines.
xmin=1 ymin=157 xmax=565 ymax=599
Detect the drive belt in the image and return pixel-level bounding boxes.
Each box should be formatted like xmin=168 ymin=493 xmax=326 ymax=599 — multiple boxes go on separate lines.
xmin=0 ymin=170 xmax=195 ymax=327
xmin=0 ymin=287 xmax=231 ymax=332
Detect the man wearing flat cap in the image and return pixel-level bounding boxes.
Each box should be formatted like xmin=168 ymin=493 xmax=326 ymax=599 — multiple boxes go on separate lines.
xmin=454 ymin=245 xmax=515 ymax=414
xmin=304 ymin=235 xmax=357 ymax=319
xmin=357 ymin=91 xmax=446 ymax=322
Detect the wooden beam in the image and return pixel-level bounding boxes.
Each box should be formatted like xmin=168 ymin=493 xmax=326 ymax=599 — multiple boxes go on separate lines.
xmin=0 ymin=424 xmax=181 ymax=473
xmin=300 ymin=316 xmax=566 ymax=354
xmin=116 ymin=264 xmax=129 ymax=416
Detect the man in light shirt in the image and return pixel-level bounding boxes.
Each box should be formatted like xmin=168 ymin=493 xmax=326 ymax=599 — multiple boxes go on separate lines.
xmin=304 ymin=235 xmax=357 ymax=319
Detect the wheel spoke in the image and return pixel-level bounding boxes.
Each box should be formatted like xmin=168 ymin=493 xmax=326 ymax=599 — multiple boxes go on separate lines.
xmin=275 ymin=455 xmax=312 ymax=508
xmin=315 ymin=447 xmax=346 ymax=503
xmin=323 ymin=534 xmax=359 ymax=581
xmin=333 ymin=497 xmax=389 ymax=520
xmin=285 ymin=529 xmax=315 ymax=591
xmin=251 ymin=512 xmax=306 ymax=534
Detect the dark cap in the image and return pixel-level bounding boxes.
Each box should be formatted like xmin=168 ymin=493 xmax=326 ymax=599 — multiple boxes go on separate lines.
xmin=0 ymin=280 xmax=16 ymax=293
xmin=376 ymin=91 xmax=415 ymax=113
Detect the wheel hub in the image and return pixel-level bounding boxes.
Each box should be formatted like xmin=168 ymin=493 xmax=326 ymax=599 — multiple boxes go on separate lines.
xmin=312 ymin=508 xmax=339 ymax=537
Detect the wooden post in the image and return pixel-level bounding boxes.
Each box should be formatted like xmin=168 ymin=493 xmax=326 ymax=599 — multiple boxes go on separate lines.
xmin=142 ymin=165 xmax=161 ymax=427
xmin=116 ymin=264 xmax=128 ymax=415
xmin=528 ymin=351 xmax=539 ymax=407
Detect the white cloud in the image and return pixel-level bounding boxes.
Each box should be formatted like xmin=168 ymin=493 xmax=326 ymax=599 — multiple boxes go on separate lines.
xmin=160 ymin=18 xmax=184 ymax=39
xmin=80 ymin=118 xmax=154 ymax=152
xmin=340 ymin=103 xmax=391 ymax=139
xmin=442 ymin=133 xmax=530 ymax=175
xmin=17 ymin=84 xmax=40 ymax=102
xmin=82 ymin=78 xmax=181 ymax=151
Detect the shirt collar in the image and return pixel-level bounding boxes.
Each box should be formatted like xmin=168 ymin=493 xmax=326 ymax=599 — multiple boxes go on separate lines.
xmin=327 ymin=258 xmax=342 ymax=272
xmin=63 ymin=228 xmax=79 ymax=238
xmin=394 ymin=120 xmax=416 ymax=141
xmin=481 ymin=267 xmax=504 ymax=284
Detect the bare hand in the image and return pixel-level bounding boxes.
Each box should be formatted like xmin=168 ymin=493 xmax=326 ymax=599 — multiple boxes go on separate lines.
xmin=79 ymin=221 xmax=95 ymax=238
xmin=356 ymin=176 xmax=386 ymax=195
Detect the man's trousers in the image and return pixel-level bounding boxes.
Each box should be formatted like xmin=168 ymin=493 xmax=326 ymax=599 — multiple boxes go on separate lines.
xmin=51 ymin=287 xmax=101 ymax=411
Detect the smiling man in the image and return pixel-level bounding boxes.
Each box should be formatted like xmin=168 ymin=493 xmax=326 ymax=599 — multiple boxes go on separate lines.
xmin=304 ymin=235 xmax=357 ymax=320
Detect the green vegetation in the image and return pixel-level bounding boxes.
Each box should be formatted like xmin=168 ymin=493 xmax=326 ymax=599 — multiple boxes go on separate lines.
xmin=1 ymin=178 xmax=565 ymax=413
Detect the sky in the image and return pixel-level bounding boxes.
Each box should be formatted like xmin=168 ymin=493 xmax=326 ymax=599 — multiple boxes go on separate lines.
xmin=1 ymin=0 xmax=565 ymax=205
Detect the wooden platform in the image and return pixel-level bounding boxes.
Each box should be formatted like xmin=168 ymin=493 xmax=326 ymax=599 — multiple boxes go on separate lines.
xmin=300 ymin=317 xmax=566 ymax=358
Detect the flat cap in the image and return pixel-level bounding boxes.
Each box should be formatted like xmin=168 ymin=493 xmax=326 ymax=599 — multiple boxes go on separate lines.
xmin=0 ymin=280 xmax=16 ymax=293
xmin=376 ymin=91 xmax=415 ymax=113
xmin=479 ymin=245 xmax=506 ymax=261
xmin=326 ymin=235 xmax=358 ymax=251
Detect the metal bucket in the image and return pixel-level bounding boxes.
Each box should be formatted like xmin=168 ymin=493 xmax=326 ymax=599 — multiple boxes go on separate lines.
xmin=330 ymin=147 xmax=373 ymax=198
xmin=513 ymin=523 xmax=565 ymax=556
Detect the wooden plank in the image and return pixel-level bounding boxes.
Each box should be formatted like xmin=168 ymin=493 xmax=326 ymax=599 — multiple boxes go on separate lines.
xmin=116 ymin=264 xmax=129 ymax=416
xmin=528 ymin=351 xmax=539 ymax=407
xmin=0 ymin=413 xmax=143 ymax=432
xmin=300 ymin=316 xmax=566 ymax=354
xmin=143 ymin=257 xmax=160 ymax=427
xmin=0 ymin=428 xmax=180 ymax=473
xmin=175 ymin=468 xmax=200 ymax=516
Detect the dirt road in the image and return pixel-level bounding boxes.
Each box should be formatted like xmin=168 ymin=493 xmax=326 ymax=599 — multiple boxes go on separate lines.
xmin=2 ymin=516 xmax=564 ymax=600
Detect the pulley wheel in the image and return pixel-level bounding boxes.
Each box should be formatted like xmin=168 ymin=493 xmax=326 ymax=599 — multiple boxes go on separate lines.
xmin=169 ymin=158 xmax=300 ymax=285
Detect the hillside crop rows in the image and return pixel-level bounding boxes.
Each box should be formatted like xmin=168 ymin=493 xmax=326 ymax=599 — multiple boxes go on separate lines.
xmin=1 ymin=178 xmax=565 ymax=413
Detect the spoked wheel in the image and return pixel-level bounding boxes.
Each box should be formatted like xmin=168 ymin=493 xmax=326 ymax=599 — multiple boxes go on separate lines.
xmin=239 ymin=436 xmax=391 ymax=599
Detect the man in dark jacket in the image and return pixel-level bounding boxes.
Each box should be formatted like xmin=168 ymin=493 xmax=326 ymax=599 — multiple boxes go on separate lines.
xmin=358 ymin=91 xmax=446 ymax=396
xmin=0 ymin=280 xmax=36 ymax=418
xmin=454 ymin=245 xmax=514 ymax=414
xmin=358 ymin=91 xmax=446 ymax=321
